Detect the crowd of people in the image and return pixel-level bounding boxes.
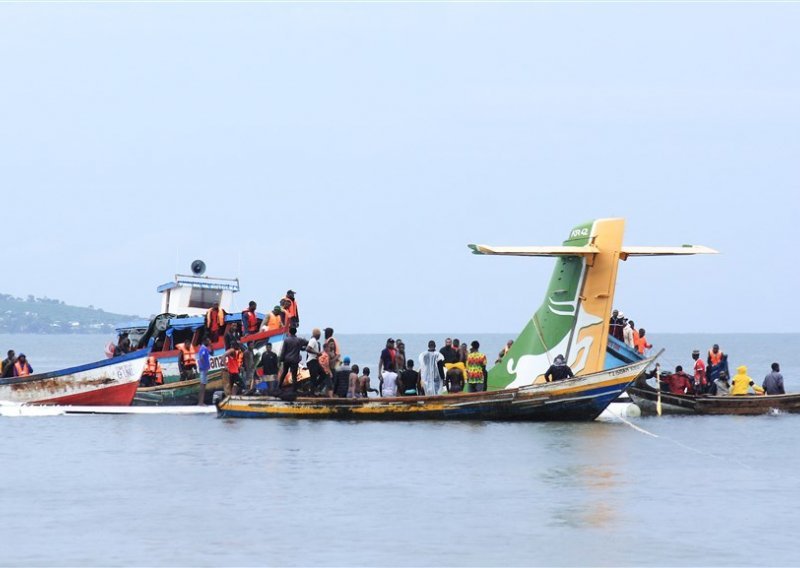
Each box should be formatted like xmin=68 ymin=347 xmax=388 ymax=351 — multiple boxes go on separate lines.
xmin=608 ymin=309 xmax=652 ymax=355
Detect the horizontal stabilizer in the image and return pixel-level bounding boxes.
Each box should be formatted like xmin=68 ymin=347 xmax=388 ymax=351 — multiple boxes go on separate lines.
xmin=468 ymin=244 xmax=599 ymax=257
xmin=619 ymin=245 xmax=718 ymax=260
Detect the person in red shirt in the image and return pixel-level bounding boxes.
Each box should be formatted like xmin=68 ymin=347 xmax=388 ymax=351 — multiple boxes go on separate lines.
xmin=659 ymin=365 xmax=693 ymax=395
xmin=692 ymin=349 xmax=707 ymax=394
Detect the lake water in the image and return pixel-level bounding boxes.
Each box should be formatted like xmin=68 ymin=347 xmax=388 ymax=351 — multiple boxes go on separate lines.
xmin=1 ymin=332 xmax=799 ymax=566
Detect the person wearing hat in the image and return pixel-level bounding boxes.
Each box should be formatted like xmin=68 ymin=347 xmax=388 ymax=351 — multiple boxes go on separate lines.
xmin=691 ymin=349 xmax=707 ymax=394
xmin=282 ymin=290 xmax=299 ymax=328
xmin=13 ymin=353 xmax=33 ymax=377
xmin=332 ymin=355 xmax=353 ymax=398
xmin=544 ymin=354 xmax=574 ymax=383
xmin=608 ymin=309 xmax=625 ymax=341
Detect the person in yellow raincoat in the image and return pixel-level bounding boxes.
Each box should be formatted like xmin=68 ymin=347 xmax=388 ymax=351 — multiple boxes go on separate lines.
xmin=730 ymin=365 xmax=765 ymax=396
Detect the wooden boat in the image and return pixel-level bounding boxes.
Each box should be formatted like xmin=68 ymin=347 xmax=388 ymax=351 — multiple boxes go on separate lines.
xmin=0 ymin=350 xmax=148 ymax=406
xmin=628 ymin=376 xmax=800 ymax=416
xmin=217 ymin=356 xmax=655 ymax=421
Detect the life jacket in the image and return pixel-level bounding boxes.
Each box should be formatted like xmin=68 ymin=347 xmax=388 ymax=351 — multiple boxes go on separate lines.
xmin=283 ymin=297 xmax=297 ymax=320
xmin=14 ymin=361 xmax=30 ymax=377
xmin=226 ymin=350 xmax=243 ymax=374
xmin=178 ymin=344 xmax=196 ymax=368
xmin=206 ymin=308 xmax=225 ymax=330
xmin=266 ymin=312 xmax=282 ymax=331
xmin=242 ymin=310 xmax=258 ymax=333
xmin=708 ymin=349 xmax=723 ymax=366
xmin=144 ymin=357 xmax=164 ymax=384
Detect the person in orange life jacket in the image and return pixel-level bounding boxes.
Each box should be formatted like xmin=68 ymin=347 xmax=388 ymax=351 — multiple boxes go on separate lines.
xmin=197 ymin=338 xmax=214 ymax=405
xmin=177 ymin=338 xmax=197 ymax=380
xmin=205 ymin=302 xmax=227 ymax=342
xmin=1 ymin=349 xmax=16 ymax=378
xmin=261 ymin=305 xmax=284 ymax=332
xmin=13 ymin=353 xmax=32 ymax=377
xmin=241 ymin=301 xmax=260 ymax=336
xmin=634 ymin=328 xmax=652 ymax=355
xmin=140 ymin=356 xmax=164 ymax=387
xmin=706 ymin=343 xmax=729 ymax=384
xmin=223 ymin=342 xmax=245 ymax=395
xmin=691 ymin=350 xmax=707 ymax=394
xmin=282 ymin=290 xmax=299 ymax=328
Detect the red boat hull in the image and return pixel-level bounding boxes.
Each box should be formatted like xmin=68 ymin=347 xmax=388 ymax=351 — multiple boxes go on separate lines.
xmin=30 ymin=380 xmax=140 ymax=406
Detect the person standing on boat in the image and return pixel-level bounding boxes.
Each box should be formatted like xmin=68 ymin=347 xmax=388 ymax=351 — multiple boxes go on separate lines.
xmin=243 ymin=342 xmax=257 ymax=393
xmin=609 ymin=309 xmax=625 ymax=341
xmin=378 ymin=338 xmax=397 ymax=396
xmin=261 ymin=342 xmax=280 ymax=395
xmin=332 ymin=356 xmax=352 ymax=398
xmin=205 ymin=302 xmax=227 ymax=342
xmin=241 ymin=301 xmax=260 ymax=336
xmin=278 ymin=326 xmax=306 ymax=391
xmin=398 ymin=360 xmax=423 ymax=396
xmin=1 ymin=349 xmax=16 ymax=378
xmin=13 ymin=354 xmax=32 ymax=377
xmin=282 ymin=290 xmax=299 ymax=328
xmin=177 ymin=339 xmax=197 ymax=381
xmin=731 ymin=365 xmax=764 ymax=396
xmin=762 ymin=363 xmax=786 ymax=395
xmin=623 ymin=320 xmax=636 ymax=349
xmin=419 ymin=340 xmax=444 ymax=395
xmin=261 ymin=305 xmax=284 ymax=332
xmin=691 ymin=350 xmax=707 ymax=394
xmin=544 ymin=355 xmax=574 ymax=382
xmin=196 ymin=339 xmax=213 ymax=404
xmin=395 ymin=340 xmax=407 ymax=374
xmin=634 ymin=328 xmax=652 ymax=355
xmin=706 ymin=344 xmax=729 ymax=383
xmin=224 ymin=322 xmax=241 ymax=350
xmin=306 ymin=328 xmax=326 ymax=394
xmin=465 ymin=341 xmax=488 ymax=393
xmin=324 ymin=328 xmax=341 ymax=373
xmin=223 ymin=342 xmax=245 ymax=395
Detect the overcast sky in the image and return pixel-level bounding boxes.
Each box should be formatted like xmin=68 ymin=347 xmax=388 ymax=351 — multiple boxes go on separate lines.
xmin=1 ymin=2 xmax=798 ymax=334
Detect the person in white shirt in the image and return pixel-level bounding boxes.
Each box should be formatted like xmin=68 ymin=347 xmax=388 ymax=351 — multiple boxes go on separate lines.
xmin=418 ymin=340 xmax=444 ymax=395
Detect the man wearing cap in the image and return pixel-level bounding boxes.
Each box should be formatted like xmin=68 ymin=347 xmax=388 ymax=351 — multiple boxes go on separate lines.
xmin=282 ymin=290 xmax=299 ymax=328
xmin=692 ymin=349 xmax=707 ymax=394
xmin=332 ymin=356 xmax=353 ymax=398
xmin=608 ymin=309 xmax=625 ymax=341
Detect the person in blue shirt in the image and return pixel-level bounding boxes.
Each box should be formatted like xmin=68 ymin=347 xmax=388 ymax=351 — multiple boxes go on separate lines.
xmin=197 ymin=338 xmax=213 ymax=405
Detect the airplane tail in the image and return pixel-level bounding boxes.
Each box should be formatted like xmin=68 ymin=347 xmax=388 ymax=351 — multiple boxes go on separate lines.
xmin=469 ymin=218 xmax=716 ymax=390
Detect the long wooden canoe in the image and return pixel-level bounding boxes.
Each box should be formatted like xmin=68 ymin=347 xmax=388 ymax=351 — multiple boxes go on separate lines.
xmin=216 ymin=356 xmax=655 ymax=421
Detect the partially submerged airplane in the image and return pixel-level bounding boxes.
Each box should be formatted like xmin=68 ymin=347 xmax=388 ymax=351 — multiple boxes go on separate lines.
xmin=217 ymin=218 xmax=717 ymax=421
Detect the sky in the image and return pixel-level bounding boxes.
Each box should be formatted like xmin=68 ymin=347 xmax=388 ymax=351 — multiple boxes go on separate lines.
xmin=0 ymin=2 xmax=798 ymax=334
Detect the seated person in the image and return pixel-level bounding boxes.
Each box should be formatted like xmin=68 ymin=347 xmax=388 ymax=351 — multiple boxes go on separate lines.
xmin=398 ymin=360 xmax=423 ymax=396
xmin=659 ymin=365 xmax=693 ymax=395
xmin=544 ymin=355 xmax=574 ymax=382
xmin=731 ymin=365 xmax=764 ymax=396
xmin=140 ymin=356 xmax=164 ymax=387
xmin=177 ymin=339 xmax=198 ymax=381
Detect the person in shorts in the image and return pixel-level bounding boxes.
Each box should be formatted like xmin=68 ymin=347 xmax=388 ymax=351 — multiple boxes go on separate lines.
xmin=197 ymin=338 xmax=213 ymax=405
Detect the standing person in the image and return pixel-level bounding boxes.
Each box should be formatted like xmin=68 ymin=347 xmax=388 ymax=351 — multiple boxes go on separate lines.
xmin=205 ymin=302 xmax=227 ymax=342
xmin=224 ymin=322 xmax=241 ymax=350
xmin=706 ymin=344 xmax=729 ymax=383
xmin=377 ymin=338 xmax=397 ymax=396
xmin=465 ymin=341 xmax=488 ymax=393
xmin=395 ymin=340 xmax=407 ymax=374
xmin=419 ymin=340 xmax=444 ymax=396
xmin=306 ymin=328 xmax=326 ymax=393
xmin=177 ymin=339 xmax=197 ymax=381
xmin=1 ymin=350 xmax=15 ymax=378
xmin=224 ymin=342 xmax=245 ymax=395
xmin=623 ymin=320 xmax=636 ymax=349
xmin=609 ymin=309 xmax=625 ymax=340
xmin=261 ymin=306 xmax=284 ymax=332
xmin=260 ymin=342 xmax=280 ymax=395
xmin=278 ymin=326 xmax=306 ymax=391
xmin=332 ymin=356 xmax=352 ymax=398
xmin=242 ymin=342 xmax=256 ymax=393
xmin=282 ymin=290 xmax=300 ymax=328
xmin=763 ymin=363 xmax=786 ymax=395
xmin=241 ymin=301 xmax=260 ymax=336
xmin=348 ymin=364 xmax=361 ymax=398
xmin=691 ymin=350 xmax=707 ymax=394
xmin=398 ymin=360 xmax=423 ymax=396
xmin=13 ymin=354 xmax=33 ymax=377
xmin=359 ymin=367 xmax=378 ymax=398
xmin=439 ymin=338 xmax=457 ymax=386
xmin=544 ymin=355 xmax=574 ymax=382
xmin=324 ymin=328 xmax=341 ymax=373
xmin=634 ymin=328 xmax=652 ymax=355
xmin=196 ymin=338 xmax=213 ymax=405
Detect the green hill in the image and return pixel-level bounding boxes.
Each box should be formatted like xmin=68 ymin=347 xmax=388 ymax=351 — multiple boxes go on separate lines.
xmin=0 ymin=294 xmax=141 ymax=334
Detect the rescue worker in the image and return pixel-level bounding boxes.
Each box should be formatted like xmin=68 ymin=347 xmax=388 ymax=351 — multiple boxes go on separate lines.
xmin=261 ymin=305 xmax=284 ymax=332
xmin=205 ymin=302 xmax=226 ymax=342
xmin=659 ymin=365 xmax=693 ymax=395
xmin=177 ymin=339 xmax=198 ymax=381
xmin=13 ymin=353 xmax=32 ymax=377
xmin=223 ymin=342 xmax=245 ymax=395
xmin=634 ymin=328 xmax=652 ymax=355
xmin=140 ymin=356 xmax=164 ymax=387
xmin=731 ymin=365 xmax=764 ymax=396
xmin=706 ymin=343 xmax=729 ymax=384
xmin=544 ymin=354 xmax=575 ymax=382
xmin=241 ymin=301 xmax=260 ymax=336
xmin=691 ymin=349 xmax=707 ymax=394
xmin=282 ymin=290 xmax=299 ymax=328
